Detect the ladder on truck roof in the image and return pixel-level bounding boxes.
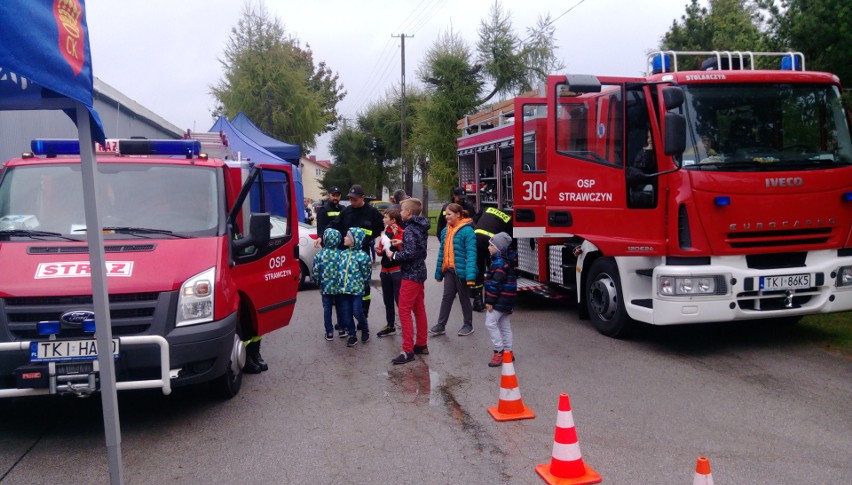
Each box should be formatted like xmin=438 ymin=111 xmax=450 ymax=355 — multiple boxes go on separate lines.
xmin=647 ymin=50 xmax=806 ymax=74
xmin=184 ymin=130 xmax=234 ymax=159
xmin=456 ymin=89 xmax=541 ymax=133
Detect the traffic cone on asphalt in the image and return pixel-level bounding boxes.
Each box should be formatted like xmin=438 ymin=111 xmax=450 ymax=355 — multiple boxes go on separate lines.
xmin=693 ymin=456 xmax=714 ymax=485
xmin=487 ymin=350 xmax=535 ymax=421
xmin=535 ymin=393 xmax=601 ymax=485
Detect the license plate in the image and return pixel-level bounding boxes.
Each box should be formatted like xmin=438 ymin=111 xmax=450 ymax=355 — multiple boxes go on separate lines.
xmin=759 ymin=273 xmax=811 ymax=291
xmin=29 ymin=339 xmax=119 ymax=363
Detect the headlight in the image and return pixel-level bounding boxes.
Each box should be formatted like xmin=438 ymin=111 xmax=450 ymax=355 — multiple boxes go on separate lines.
xmin=176 ymin=267 xmax=215 ymax=326
xmin=658 ymin=275 xmax=726 ymax=296
xmin=838 ymin=266 xmax=852 ymax=287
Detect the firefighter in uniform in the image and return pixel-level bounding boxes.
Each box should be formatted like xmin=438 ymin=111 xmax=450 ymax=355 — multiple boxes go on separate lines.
xmin=329 ymin=185 xmax=385 ymax=335
xmin=471 ymin=205 xmax=513 ymax=312
xmin=315 ymin=186 xmax=343 ymax=246
xmin=436 ymin=187 xmax=477 ymax=239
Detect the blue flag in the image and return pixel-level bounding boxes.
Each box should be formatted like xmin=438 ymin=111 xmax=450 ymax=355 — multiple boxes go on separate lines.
xmin=0 ymin=0 xmax=105 ymax=143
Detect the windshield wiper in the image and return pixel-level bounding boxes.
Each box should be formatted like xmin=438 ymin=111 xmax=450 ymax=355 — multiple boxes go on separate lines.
xmin=75 ymin=226 xmax=194 ymax=239
xmin=0 ymin=229 xmax=82 ymax=242
xmin=693 ymin=159 xmax=767 ymax=170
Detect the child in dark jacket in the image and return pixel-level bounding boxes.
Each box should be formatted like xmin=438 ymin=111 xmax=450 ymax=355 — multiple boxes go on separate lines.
xmin=384 ymin=198 xmax=430 ymax=365
xmin=376 ymin=209 xmax=404 ymax=337
xmin=484 ymin=232 xmax=517 ymax=367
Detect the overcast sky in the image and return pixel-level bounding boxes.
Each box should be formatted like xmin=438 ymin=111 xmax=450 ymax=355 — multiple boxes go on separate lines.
xmin=85 ymin=0 xmax=694 ymax=160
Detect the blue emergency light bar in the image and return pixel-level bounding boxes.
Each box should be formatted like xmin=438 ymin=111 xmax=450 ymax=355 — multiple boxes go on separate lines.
xmin=31 ymin=139 xmax=80 ymax=156
xmin=843 ymin=192 xmax=852 ymax=202
xmin=30 ymin=139 xmax=201 ymax=158
xmin=119 ymin=139 xmax=201 ymax=157
xmin=83 ymin=319 xmax=96 ymax=333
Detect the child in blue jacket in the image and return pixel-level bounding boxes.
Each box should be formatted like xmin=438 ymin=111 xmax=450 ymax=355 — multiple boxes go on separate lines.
xmin=340 ymin=228 xmax=372 ymax=347
xmin=313 ymin=228 xmax=343 ymax=341
xmin=484 ymin=232 xmax=517 ymax=367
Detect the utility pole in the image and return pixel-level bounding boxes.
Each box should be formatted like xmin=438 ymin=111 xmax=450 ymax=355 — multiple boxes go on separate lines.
xmin=392 ymin=33 xmax=413 ymax=195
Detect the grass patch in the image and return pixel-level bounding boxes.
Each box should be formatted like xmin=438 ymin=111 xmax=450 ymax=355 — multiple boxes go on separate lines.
xmin=797 ymin=312 xmax=852 ymax=356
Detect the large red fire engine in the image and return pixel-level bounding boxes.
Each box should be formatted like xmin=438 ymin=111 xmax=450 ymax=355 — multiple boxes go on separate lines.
xmin=0 ymin=139 xmax=300 ymax=398
xmin=457 ymin=51 xmax=852 ymax=337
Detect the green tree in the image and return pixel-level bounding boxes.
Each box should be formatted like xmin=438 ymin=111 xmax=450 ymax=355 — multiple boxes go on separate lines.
xmin=211 ymin=2 xmax=344 ymax=153
xmin=414 ymin=31 xmax=482 ymax=199
xmin=476 ymin=1 xmax=565 ymax=103
xmin=759 ymin=0 xmax=852 ymax=88
xmin=661 ymin=0 xmax=766 ymax=69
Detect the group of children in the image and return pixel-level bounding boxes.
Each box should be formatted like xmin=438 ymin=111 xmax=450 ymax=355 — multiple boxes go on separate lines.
xmin=313 ymin=197 xmax=517 ymax=367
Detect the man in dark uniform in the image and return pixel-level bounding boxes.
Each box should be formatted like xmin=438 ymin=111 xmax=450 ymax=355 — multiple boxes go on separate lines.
xmin=471 ymin=205 xmax=513 ymax=312
xmin=315 ymin=186 xmax=343 ymax=246
xmin=436 ymin=186 xmax=477 ymax=238
xmin=329 ymin=184 xmax=385 ymax=341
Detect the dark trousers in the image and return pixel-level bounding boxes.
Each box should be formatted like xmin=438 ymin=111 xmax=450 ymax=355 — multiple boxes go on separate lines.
xmin=380 ymin=270 xmax=402 ymax=327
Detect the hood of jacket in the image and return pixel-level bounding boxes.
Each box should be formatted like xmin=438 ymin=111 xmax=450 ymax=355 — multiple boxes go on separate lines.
xmin=404 ymin=215 xmax=430 ymax=234
xmin=323 ymin=227 xmax=342 ymax=248
xmin=346 ymin=227 xmax=367 ymax=249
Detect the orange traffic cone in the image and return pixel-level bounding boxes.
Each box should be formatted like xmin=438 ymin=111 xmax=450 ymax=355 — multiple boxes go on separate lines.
xmin=487 ymin=350 xmax=535 ymax=421
xmin=535 ymin=393 xmax=601 ymax=485
xmin=693 ymin=456 xmax=714 ymax=485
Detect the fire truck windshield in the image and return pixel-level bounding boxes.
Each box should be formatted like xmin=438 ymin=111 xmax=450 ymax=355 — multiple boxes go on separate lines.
xmin=0 ymin=163 xmax=221 ymax=239
xmin=679 ymin=83 xmax=852 ymax=170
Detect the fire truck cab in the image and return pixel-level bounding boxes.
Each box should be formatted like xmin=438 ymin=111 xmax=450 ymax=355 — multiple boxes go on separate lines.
xmin=458 ymin=51 xmax=852 ymax=337
xmin=0 ymin=139 xmax=300 ymax=398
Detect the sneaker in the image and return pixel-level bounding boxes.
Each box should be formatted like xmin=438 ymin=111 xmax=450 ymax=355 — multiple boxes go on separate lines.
xmin=488 ymin=350 xmax=504 ymax=367
xmin=377 ymin=325 xmax=396 ymax=337
xmin=346 ymin=335 xmax=358 ymax=347
xmin=391 ymin=351 xmax=415 ymax=365
xmin=361 ymin=330 xmax=370 ymax=343
xmin=428 ymin=324 xmax=446 ymax=336
xmin=338 ymin=329 xmax=348 ymax=338
xmin=413 ymin=344 xmax=429 ymax=355
xmin=325 ymin=332 xmax=334 ymax=341
xmin=457 ymin=325 xmax=475 ymax=336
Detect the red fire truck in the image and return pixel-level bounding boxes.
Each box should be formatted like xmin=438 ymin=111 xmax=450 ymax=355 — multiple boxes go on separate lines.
xmin=457 ymin=51 xmax=852 ymax=337
xmin=0 ymin=139 xmax=300 ymax=398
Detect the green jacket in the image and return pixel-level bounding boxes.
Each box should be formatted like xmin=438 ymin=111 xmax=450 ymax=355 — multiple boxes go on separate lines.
xmin=339 ymin=228 xmax=372 ymax=295
xmin=313 ymin=228 xmax=343 ymax=295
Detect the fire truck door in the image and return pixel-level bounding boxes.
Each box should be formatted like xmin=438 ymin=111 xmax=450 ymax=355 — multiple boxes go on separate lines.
xmin=545 ymin=84 xmax=666 ymax=252
xmin=228 ymin=165 xmax=299 ymax=336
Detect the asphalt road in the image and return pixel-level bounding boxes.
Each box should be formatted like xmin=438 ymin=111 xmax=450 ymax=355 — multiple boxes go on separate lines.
xmin=1 ymin=236 xmax=850 ymax=484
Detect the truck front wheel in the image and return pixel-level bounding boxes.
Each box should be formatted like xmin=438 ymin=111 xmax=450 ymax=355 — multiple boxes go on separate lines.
xmin=585 ymin=257 xmax=633 ymax=338
xmin=210 ymin=331 xmax=245 ymax=399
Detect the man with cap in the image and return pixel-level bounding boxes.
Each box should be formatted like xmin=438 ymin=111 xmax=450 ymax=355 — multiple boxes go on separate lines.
xmin=315 ymin=186 xmax=344 ymax=247
xmin=329 ymin=184 xmax=385 ymax=342
xmin=471 ymin=203 xmax=513 ymax=312
xmin=436 ymin=187 xmax=476 ymax=239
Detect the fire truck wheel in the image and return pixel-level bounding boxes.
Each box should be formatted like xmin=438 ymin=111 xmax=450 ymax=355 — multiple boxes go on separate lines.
xmin=210 ymin=329 xmax=245 ymax=399
xmin=586 ymin=257 xmax=633 ymax=338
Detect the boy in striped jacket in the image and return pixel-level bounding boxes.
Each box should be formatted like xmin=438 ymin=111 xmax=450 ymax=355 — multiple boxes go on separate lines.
xmin=484 ymin=232 xmax=517 ymax=367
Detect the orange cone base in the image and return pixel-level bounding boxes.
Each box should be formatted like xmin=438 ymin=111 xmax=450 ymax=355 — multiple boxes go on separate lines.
xmin=535 ymin=462 xmax=601 ymax=485
xmin=487 ymin=403 xmax=535 ymax=421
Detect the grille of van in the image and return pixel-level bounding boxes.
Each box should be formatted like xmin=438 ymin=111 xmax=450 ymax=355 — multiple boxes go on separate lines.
xmin=2 ymin=292 xmax=161 ymax=340
xmin=27 ymin=244 xmax=156 ymax=254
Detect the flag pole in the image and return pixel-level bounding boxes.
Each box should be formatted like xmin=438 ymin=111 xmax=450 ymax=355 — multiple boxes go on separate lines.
xmin=76 ymin=102 xmax=125 ymax=485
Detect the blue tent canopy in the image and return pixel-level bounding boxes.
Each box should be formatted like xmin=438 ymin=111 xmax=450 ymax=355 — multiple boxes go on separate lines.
xmin=210 ymin=116 xmax=305 ymax=222
xmin=231 ymin=112 xmax=300 ymax=162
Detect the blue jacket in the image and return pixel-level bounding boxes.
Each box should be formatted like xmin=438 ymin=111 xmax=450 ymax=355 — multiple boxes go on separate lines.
xmin=484 ymin=247 xmax=517 ymax=313
xmin=313 ymin=228 xmax=343 ymax=295
xmin=339 ymin=228 xmax=372 ymax=295
xmin=391 ymin=216 xmax=430 ymax=282
xmin=435 ymin=221 xmax=478 ymax=282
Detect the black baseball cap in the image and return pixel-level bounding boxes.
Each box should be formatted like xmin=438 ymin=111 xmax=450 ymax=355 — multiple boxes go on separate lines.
xmin=328 ymin=186 xmax=341 ymax=194
xmin=347 ymin=184 xmax=365 ymax=198
xmin=453 ymin=186 xmax=466 ymax=196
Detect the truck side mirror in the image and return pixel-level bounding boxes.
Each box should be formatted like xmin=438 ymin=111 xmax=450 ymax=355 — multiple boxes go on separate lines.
xmin=662 ymin=86 xmax=684 ymax=110
xmin=664 ymin=112 xmax=687 ymax=157
xmin=233 ymin=213 xmax=271 ymax=253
